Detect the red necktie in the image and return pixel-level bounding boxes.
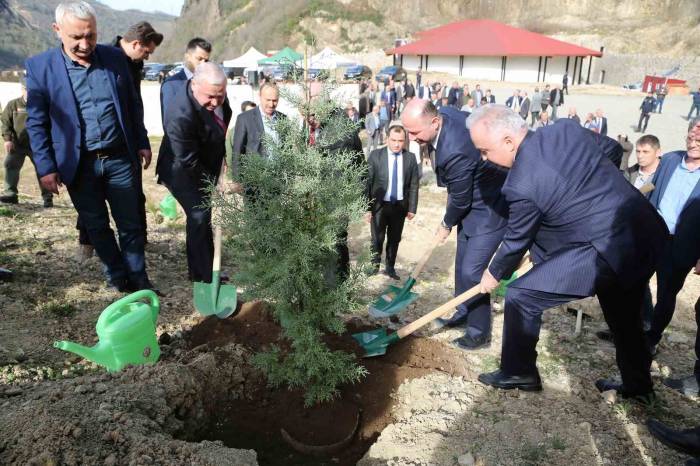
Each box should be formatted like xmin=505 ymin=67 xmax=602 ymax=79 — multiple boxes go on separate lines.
xmin=211 ymin=111 xmax=226 ymax=131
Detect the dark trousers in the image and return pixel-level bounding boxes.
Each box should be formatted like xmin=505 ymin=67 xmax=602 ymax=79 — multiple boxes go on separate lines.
xmin=169 ymin=174 xmax=214 ymax=283
xmin=638 ymin=112 xmax=650 ymax=132
xmin=501 ymin=249 xmax=653 ymax=394
xmin=67 ymin=152 xmax=147 ymax=286
xmin=563 ymin=84 xmax=568 ymax=95
xmin=454 ymin=226 xmax=506 ymax=339
xmin=370 ymin=202 xmax=407 ymax=272
xmin=688 ymin=103 xmax=700 ymax=120
xmin=2 ymin=148 xmax=52 ymax=201
xmin=530 ymin=111 xmax=540 ymax=127
xmin=648 ymin=242 xmax=692 ymax=347
xmin=656 ymin=98 xmax=665 ymax=113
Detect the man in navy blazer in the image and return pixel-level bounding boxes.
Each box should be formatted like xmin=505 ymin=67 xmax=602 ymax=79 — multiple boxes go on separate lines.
xmin=469 ymin=106 xmax=668 ymax=399
xmin=160 ymin=38 xmax=211 ymax=121
xmin=156 ymin=63 xmax=232 ymax=283
xmin=25 ymin=1 xmax=155 ymax=292
xmin=402 ymin=99 xmax=508 ymax=350
xmin=645 ymin=118 xmax=700 ymax=396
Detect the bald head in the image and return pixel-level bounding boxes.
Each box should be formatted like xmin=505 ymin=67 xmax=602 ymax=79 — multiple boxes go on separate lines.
xmin=401 ymin=98 xmax=441 ymax=144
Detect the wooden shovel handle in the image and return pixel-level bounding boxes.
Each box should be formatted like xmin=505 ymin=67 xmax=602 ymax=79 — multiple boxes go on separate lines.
xmin=396 ymin=259 xmax=533 ymax=339
xmin=411 ymin=237 xmax=441 ymax=279
xmin=211 ymin=161 xmax=227 ymax=274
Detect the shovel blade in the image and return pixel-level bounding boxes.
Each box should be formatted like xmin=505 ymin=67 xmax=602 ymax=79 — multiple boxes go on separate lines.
xmin=193 ymin=281 xmax=238 ymax=319
xmin=351 ymin=329 xmax=401 ymax=358
xmin=369 ymin=290 xmax=420 ymax=318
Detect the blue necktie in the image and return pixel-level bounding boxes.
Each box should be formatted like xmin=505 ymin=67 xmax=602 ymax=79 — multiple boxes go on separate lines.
xmin=390 ymin=153 xmax=399 ymax=202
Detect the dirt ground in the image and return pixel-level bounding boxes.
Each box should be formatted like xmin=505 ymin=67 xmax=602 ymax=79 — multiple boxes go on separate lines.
xmin=1 ymin=137 xmax=700 ymax=465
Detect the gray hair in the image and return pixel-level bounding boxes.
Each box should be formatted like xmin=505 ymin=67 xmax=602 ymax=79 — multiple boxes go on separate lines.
xmin=55 ymin=1 xmax=96 ymax=25
xmin=689 ymin=117 xmax=700 ymax=132
xmin=193 ymin=62 xmax=227 ymax=86
xmin=466 ymin=104 xmax=528 ymax=136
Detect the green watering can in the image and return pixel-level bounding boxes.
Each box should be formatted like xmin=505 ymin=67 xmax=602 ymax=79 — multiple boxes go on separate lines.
xmin=159 ymin=194 xmax=178 ymax=220
xmin=54 ymin=290 xmax=160 ymax=372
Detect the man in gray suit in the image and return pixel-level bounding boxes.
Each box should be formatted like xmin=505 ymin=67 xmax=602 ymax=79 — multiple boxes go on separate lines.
xmin=365 ymin=125 xmax=419 ymax=278
xmin=365 ymin=104 xmax=382 ymax=154
xmin=231 ymin=82 xmax=286 ymax=183
xmin=471 ymin=84 xmax=484 ymax=108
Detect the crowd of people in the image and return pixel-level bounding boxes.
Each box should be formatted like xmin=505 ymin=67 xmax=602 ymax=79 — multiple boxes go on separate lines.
xmin=2 ymin=2 xmax=700 ymax=462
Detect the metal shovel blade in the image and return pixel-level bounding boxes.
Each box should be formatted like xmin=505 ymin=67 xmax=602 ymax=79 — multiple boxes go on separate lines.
xmin=351 ymin=328 xmax=400 ymax=358
xmin=193 ymin=274 xmax=238 ymax=319
xmin=368 ymin=278 xmax=418 ymax=318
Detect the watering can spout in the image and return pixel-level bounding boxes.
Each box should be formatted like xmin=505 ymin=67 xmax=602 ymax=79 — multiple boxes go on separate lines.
xmin=54 ymin=340 xmax=110 ymax=366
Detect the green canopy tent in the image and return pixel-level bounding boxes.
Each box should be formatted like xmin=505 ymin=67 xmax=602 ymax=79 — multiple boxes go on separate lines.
xmin=258 ymin=47 xmax=303 ymax=66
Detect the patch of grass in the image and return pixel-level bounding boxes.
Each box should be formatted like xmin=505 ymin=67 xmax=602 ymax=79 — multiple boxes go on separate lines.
xmin=480 ymin=354 xmax=499 ymax=373
xmin=613 ymin=400 xmax=632 ymax=417
xmin=37 ymin=299 xmax=79 ymax=318
xmin=551 ymin=435 xmax=567 ymax=451
xmin=0 ymin=206 xmax=15 ymax=217
xmin=519 ymin=442 xmax=548 ymax=466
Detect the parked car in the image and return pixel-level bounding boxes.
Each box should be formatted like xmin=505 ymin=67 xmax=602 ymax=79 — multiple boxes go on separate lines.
xmin=144 ymin=63 xmax=175 ymax=81
xmin=375 ymin=66 xmax=407 ymax=83
xmin=270 ymin=64 xmax=303 ymax=82
xmin=307 ymin=68 xmax=330 ymax=81
xmin=344 ymin=65 xmax=372 ymax=81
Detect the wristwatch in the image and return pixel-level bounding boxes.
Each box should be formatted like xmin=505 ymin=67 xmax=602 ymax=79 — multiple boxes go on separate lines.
xmin=440 ymin=219 xmax=452 ymax=232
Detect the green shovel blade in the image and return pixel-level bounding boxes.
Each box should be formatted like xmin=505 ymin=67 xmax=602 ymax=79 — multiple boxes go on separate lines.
xmin=495 ymin=272 xmax=519 ymax=298
xmin=193 ymin=272 xmax=238 ymax=319
xmin=159 ymin=194 xmax=178 ymax=220
xmin=351 ymin=328 xmax=400 ymax=358
xmin=368 ymin=278 xmax=418 ymax=318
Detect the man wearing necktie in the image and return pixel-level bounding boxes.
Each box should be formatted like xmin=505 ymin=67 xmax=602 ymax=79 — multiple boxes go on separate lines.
xmin=365 ymin=125 xmax=419 ymax=279
xmin=155 ymin=62 xmax=232 ymax=283
xmin=402 ymin=99 xmax=508 ymax=350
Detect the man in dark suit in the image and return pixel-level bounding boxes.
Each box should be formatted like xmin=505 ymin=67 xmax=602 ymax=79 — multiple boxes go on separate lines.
xmin=645 ymin=119 xmax=700 ymax=396
xmin=365 ymin=125 xmax=419 ymax=278
xmin=402 ymin=99 xmax=508 ymax=350
xmin=469 ymin=106 xmax=667 ymax=400
xmin=160 ymin=37 xmax=211 ymax=120
xmin=156 ymin=63 xmax=231 ymax=283
xmin=26 ymin=1 xmax=155 ymax=292
xmin=549 ymin=85 xmax=564 ymax=120
xmin=230 ymin=82 xmax=286 ymax=184
xmin=447 ymin=82 xmax=463 ymax=108
xmin=595 ymin=109 xmax=608 ymax=136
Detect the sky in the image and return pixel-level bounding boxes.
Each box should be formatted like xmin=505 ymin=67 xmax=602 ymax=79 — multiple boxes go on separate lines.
xmin=98 ymin=0 xmax=185 ymax=16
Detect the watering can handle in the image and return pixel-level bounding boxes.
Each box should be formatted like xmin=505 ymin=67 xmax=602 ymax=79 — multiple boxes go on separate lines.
xmin=97 ymin=290 xmax=161 ymax=329
xmin=396 ymin=257 xmax=532 ymax=339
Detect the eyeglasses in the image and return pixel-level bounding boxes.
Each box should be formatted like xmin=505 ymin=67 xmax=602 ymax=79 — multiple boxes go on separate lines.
xmin=687 ymin=137 xmax=700 ymax=146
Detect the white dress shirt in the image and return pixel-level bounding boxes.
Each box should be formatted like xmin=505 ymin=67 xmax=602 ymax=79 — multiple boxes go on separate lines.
xmin=383 ymin=148 xmax=404 ymax=202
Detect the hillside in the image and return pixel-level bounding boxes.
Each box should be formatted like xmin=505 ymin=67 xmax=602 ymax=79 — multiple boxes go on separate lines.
xmin=157 ymin=0 xmax=700 ymax=84
xmin=0 ymin=0 xmax=175 ymax=69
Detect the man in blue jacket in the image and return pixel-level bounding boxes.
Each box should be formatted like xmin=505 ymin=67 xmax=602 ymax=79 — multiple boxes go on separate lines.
xmin=688 ymin=87 xmax=700 ymax=121
xmin=402 ymin=99 xmax=508 ymax=350
xmin=469 ymin=106 xmax=667 ymax=400
xmin=25 ymin=1 xmax=155 ymax=292
xmin=645 ymin=118 xmax=700 ymax=396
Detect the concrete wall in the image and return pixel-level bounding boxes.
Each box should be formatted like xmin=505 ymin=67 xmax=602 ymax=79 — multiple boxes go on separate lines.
xmin=462 ymin=56 xmax=502 ymax=81
xmin=426 ymin=55 xmax=460 ymax=74
xmin=401 ymin=54 xmax=421 ymax=71
xmin=504 ymin=56 xmax=539 ymax=82
xmin=543 ymin=56 xmax=568 ymax=84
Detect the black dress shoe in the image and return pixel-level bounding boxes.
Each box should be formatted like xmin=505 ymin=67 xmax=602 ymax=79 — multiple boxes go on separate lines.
xmin=106 ymin=279 xmax=129 ymax=292
xmin=663 ymin=374 xmax=700 ymax=397
xmin=43 ymin=198 xmax=53 ymax=208
xmin=647 ymin=419 xmax=700 ymax=456
xmin=595 ymin=329 xmax=614 ymax=342
xmin=0 ymin=194 xmax=18 ymax=204
xmin=595 ymin=378 xmax=655 ymax=404
xmin=478 ymin=369 xmax=543 ymax=391
xmin=127 ymin=280 xmax=166 ymax=297
xmin=384 ymin=268 xmax=400 ymax=280
xmin=453 ymin=334 xmax=491 ymax=350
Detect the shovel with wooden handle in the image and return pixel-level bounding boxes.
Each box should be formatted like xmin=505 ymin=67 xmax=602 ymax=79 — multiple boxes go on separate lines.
xmin=354 ymin=260 xmax=533 ymax=357
xmin=193 ymin=162 xmax=238 ymax=319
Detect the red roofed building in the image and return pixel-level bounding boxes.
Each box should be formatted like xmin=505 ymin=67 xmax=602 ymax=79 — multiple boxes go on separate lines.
xmin=389 ymin=19 xmax=603 ymax=84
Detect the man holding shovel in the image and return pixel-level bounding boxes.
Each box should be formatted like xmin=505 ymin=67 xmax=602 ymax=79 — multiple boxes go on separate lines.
xmin=468 ymin=106 xmax=668 ymax=398
xmin=402 ymin=99 xmax=508 ymax=350
xmin=156 ymin=62 xmax=232 ymax=285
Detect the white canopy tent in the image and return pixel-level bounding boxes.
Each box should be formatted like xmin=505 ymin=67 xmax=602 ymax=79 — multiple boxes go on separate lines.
xmin=308 ymin=47 xmax=355 ymax=69
xmin=222 ymin=47 xmax=267 ymax=69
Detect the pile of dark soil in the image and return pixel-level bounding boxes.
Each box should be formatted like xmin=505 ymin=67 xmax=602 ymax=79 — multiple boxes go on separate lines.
xmin=186 ymin=302 xmax=473 ymax=465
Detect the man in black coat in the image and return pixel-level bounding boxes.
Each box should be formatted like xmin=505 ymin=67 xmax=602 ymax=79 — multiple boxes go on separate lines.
xmin=365 ymin=125 xmax=419 ymax=278
xmin=156 ymin=63 xmax=232 ymax=283
xmin=230 ymin=82 xmax=286 ymax=182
